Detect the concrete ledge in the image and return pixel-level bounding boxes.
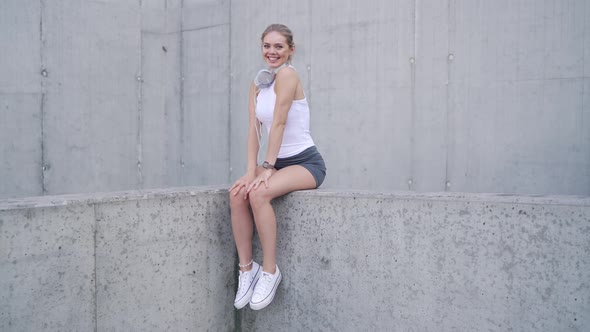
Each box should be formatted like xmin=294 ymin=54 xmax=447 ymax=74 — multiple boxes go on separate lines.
xmin=1 ymin=186 xmax=235 ymax=331
xmin=1 ymin=187 xmax=589 ymax=331
xmin=244 ymin=190 xmax=590 ymax=331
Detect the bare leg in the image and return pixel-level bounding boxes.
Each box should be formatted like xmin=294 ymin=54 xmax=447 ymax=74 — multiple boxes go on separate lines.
xmin=229 ymin=186 xmax=254 ymax=272
xmin=248 ymin=165 xmax=317 ymax=273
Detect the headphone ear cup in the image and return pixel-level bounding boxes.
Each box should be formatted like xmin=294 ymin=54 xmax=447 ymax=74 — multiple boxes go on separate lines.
xmin=254 ymin=69 xmax=275 ymax=89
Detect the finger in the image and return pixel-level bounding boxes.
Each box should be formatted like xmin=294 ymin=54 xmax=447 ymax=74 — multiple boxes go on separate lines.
xmin=230 ymin=180 xmax=244 ymax=192
xmin=236 ymin=186 xmax=247 ymax=200
xmin=233 ymin=184 xmax=244 ymax=196
xmin=231 ymin=183 xmax=243 ymax=195
xmin=264 ymin=178 xmax=269 ymax=189
xmin=246 ymin=182 xmax=255 ymax=193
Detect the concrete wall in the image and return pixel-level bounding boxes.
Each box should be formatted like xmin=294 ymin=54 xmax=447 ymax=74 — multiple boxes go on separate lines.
xmin=0 ymin=0 xmax=230 ymax=199
xmin=0 ymin=187 xmax=235 ymax=331
xmin=242 ymin=190 xmax=590 ymax=331
xmin=2 ymin=0 xmax=589 ymax=199
xmin=1 ymin=187 xmax=589 ymax=331
xmin=228 ymin=0 xmax=590 ymax=195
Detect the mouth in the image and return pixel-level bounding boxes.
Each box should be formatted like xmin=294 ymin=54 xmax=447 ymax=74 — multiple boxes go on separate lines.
xmin=266 ymin=56 xmax=280 ymax=64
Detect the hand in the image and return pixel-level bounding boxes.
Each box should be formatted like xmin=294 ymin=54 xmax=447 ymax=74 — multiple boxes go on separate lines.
xmin=246 ymin=168 xmax=274 ymax=193
xmin=229 ymin=173 xmax=256 ymax=200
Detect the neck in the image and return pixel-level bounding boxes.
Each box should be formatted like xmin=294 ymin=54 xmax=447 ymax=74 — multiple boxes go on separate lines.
xmin=272 ymin=62 xmax=289 ymax=73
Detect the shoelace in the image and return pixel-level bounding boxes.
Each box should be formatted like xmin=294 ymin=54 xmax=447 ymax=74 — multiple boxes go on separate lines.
xmin=237 ymin=271 xmax=252 ymax=296
xmin=254 ymin=273 xmax=273 ymax=295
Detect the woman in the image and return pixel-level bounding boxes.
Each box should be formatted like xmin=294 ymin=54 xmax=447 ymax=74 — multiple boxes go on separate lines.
xmin=229 ymin=24 xmax=326 ymax=310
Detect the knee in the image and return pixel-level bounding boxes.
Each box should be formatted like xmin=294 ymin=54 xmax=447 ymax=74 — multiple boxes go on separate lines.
xmin=229 ymin=189 xmax=249 ymax=210
xmin=248 ymin=188 xmax=271 ymax=211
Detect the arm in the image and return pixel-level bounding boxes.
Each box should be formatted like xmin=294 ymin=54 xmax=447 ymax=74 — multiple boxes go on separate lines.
xmin=263 ymin=68 xmax=299 ymax=166
xmin=230 ymin=82 xmax=261 ymax=197
xmin=245 ymin=82 xmax=261 ymax=176
xmin=247 ymin=68 xmax=299 ymax=192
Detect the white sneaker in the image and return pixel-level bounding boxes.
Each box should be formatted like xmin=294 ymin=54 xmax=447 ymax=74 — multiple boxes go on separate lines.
xmin=249 ymin=265 xmax=282 ymax=310
xmin=234 ymin=261 xmax=261 ymax=309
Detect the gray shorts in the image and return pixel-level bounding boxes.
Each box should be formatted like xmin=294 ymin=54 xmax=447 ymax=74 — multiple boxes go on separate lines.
xmin=274 ymin=146 xmax=327 ymax=188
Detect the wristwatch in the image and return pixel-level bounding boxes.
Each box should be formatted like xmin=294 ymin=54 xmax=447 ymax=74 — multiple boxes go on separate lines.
xmin=262 ymin=161 xmax=275 ymax=170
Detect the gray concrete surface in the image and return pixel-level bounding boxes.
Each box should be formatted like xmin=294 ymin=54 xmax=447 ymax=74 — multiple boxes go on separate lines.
xmin=0 ymin=187 xmax=235 ymax=331
xmin=2 ymin=187 xmax=589 ymax=331
xmin=0 ymin=0 xmax=231 ymax=199
xmin=1 ymin=0 xmax=589 ymax=198
xmin=243 ymin=190 xmax=590 ymax=331
xmin=0 ymin=202 xmax=95 ymax=331
xmin=228 ymin=0 xmax=590 ymax=196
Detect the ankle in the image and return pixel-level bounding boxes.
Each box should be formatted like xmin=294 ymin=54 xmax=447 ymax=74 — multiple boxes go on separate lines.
xmin=262 ymin=264 xmax=277 ymax=274
xmin=239 ymin=259 xmax=254 ymax=272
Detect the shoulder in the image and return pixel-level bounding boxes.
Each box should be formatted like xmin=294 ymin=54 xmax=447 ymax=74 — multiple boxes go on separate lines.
xmin=275 ymin=66 xmax=299 ymax=84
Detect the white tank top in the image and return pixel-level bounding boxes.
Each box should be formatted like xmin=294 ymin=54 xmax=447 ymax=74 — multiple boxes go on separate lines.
xmin=255 ymin=70 xmax=315 ymax=158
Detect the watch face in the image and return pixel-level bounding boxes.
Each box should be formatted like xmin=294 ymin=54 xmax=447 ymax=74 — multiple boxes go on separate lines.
xmin=263 ymin=161 xmax=273 ymax=169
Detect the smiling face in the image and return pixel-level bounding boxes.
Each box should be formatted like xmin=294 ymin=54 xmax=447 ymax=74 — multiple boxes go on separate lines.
xmin=261 ymin=31 xmax=294 ymax=69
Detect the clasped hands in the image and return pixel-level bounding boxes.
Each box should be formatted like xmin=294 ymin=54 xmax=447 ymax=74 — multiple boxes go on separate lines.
xmin=230 ymin=167 xmax=275 ymax=199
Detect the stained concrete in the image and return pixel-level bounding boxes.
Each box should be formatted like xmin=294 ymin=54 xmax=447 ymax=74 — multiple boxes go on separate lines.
xmin=0 ymin=187 xmax=235 ymax=331
xmin=94 ymin=192 xmax=234 ymax=330
xmin=0 ymin=204 xmax=96 ymax=331
xmin=241 ymin=190 xmax=590 ymax=331
xmin=1 ymin=187 xmax=589 ymax=331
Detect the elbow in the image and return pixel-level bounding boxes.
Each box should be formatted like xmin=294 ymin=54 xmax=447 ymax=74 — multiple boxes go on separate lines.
xmin=271 ymin=122 xmax=286 ymax=132
xmin=270 ymin=123 xmax=286 ymax=135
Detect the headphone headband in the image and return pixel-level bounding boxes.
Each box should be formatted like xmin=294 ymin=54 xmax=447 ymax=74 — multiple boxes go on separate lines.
xmin=254 ymin=63 xmax=289 ymax=89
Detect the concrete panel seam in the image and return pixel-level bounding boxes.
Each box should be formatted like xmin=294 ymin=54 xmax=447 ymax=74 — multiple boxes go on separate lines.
xmin=409 ymin=0 xmax=417 ymax=191
xmin=40 ymin=0 xmax=47 ymax=195
xmin=141 ymin=30 xmax=183 ymax=36
xmin=137 ymin=15 xmax=144 ymax=189
xmin=40 ymin=93 xmax=46 ymax=195
xmin=180 ymin=22 xmax=229 ymax=33
xmin=233 ymin=236 xmax=241 ymax=331
xmin=93 ymin=203 xmax=98 ymax=332
xmin=444 ymin=0 xmax=452 ymax=192
xmin=308 ymin=0 xmax=313 ymax=103
xmin=179 ymin=0 xmax=185 ymax=185
xmin=227 ymin=0 xmax=232 ymax=184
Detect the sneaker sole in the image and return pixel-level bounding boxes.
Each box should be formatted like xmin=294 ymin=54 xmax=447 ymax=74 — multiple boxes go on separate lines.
xmin=234 ymin=267 xmax=261 ymax=309
xmin=249 ymin=271 xmax=282 ymax=311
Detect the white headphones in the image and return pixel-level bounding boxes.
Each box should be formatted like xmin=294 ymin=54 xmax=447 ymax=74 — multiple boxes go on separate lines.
xmin=254 ymin=63 xmax=289 ymax=89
